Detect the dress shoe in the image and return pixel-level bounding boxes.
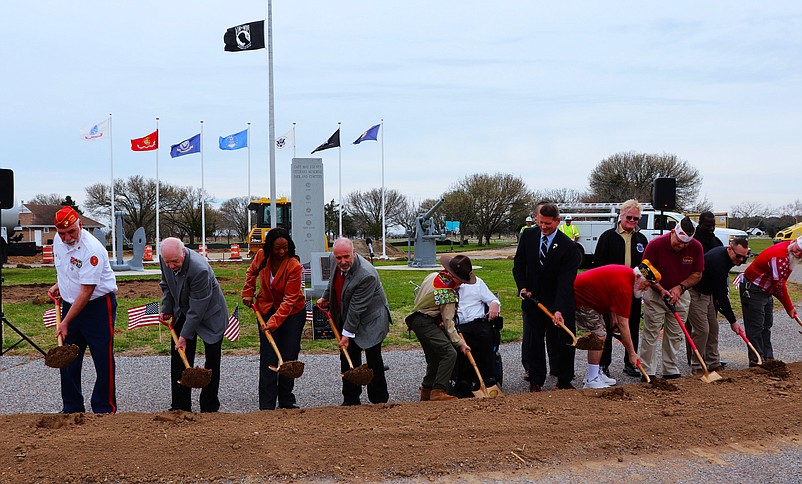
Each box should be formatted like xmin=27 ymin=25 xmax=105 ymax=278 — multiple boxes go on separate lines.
xmin=420 ymin=387 xmax=431 ymax=401
xmin=556 ymin=383 xmax=576 ymax=390
xmin=623 ymin=364 xmax=640 ymax=377
xmin=429 ymin=389 xmax=457 ymax=401
xmin=662 ymin=373 xmax=681 ymax=380
xmin=529 ymin=384 xmax=542 ymax=392
xmin=340 ymin=400 xmax=361 ymax=406
xmin=719 ymin=361 xmax=727 ymax=368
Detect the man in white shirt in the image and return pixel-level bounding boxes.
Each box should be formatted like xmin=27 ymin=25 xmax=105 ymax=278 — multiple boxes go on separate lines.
xmin=453 ymin=272 xmax=501 ymax=397
xmin=47 ymin=206 xmax=118 ymax=414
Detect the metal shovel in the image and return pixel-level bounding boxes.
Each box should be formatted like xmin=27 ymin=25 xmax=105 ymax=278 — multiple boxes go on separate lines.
xmin=167 ymin=323 xmax=212 ymax=388
xmin=736 ymin=327 xmax=763 ymax=366
xmin=663 ymin=297 xmax=722 ymax=383
xmin=253 ymin=308 xmax=305 ymax=378
xmin=317 ymin=304 xmax=374 ymax=386
xmin=465 ymin=348 xmax=503 ymax=398
xmin=43 ymin=295 xmax=79 ymax=369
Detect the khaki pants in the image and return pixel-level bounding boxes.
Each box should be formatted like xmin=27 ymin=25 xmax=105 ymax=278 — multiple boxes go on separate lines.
xmin=687 ymin=290 xmax=720 ymax=370
xmin=640 ymin=289 xmax=690 ymax=376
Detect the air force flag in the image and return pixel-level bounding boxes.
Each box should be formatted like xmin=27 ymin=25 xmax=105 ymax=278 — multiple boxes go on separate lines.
xmin=170 ymin=133 xmax=201 ymax=158
xmin=219 ymin=129 xmax=248 ymax=150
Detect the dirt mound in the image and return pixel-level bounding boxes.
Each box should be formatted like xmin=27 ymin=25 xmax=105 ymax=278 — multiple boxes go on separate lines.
xmin=3 ymin=363 xmax=802 ymax=482
xmin=756 ymin=359 xmax=791 ymax=379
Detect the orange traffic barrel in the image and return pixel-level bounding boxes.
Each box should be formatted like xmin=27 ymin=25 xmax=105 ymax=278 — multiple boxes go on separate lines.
xmin=230 ymin=244 xmax=241 ymax=259
xmin=143 ymin=245 xmax=153 ymax=261
xmin=42 ymin=245 xmax=54 ymax=263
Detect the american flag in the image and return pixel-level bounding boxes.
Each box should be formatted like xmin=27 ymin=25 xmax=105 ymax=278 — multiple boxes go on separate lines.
xmin=302 ymin=265 xmax=312 ymax=288
xmin=305 ymin=299 xmax=313 ymax=323
xmin=43 ymin=308 xmax=58 ymax=328
xmin=225 ymin=304 xmax=240 ymax=342
xmin=127 ymin=302 xmax=161 ymax=330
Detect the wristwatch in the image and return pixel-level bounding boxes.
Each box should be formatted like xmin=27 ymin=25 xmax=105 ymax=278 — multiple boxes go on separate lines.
xmin=679 ymin=283 xmax=687 ymax=293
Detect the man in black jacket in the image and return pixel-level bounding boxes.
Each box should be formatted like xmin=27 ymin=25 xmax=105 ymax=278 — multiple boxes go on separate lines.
xmin=687 ymin=237 xmax=749 ymax=373
xmin=595 ymin=200 xmax=649 ymax=378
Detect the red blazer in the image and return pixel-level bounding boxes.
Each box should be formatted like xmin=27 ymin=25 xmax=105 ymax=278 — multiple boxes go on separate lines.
xmin=241 ymin=250 xmax=305 ymax=330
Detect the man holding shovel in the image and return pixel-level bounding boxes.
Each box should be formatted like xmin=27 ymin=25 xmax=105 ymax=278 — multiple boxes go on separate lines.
xmin=317 ymin=237 xmax=390 ymax=406
xmin=159 ymin=237 xmax=228 ymax=413
xmin=737 ymin=236 xmax=802 ymax=365
xmin=48 ymin=206 xmax=118 ymax=414
xmin=574 ymin=262 xmax=660 ymax=388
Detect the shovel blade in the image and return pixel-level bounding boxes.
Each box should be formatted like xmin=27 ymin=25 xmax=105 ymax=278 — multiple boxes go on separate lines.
xmin=485 ymin=384 xmax=504 ymax=398
xmin=700 ymin=371 xmax=723 ymax=383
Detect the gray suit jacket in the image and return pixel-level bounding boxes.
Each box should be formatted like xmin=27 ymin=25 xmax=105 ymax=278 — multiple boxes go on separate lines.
xmin=322 ymin=253 xmax=390 ymax=349
xmin=159 ymin=248 xmax=228 ymax=344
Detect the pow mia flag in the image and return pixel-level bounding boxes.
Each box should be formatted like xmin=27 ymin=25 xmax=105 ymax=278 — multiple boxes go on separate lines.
xmin=223 ymin=20 xmax=265 ymax=52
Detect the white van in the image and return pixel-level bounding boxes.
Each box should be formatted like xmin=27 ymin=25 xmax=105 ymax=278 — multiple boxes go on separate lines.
xmin=558 ymin=203 xmax=748 ymax=266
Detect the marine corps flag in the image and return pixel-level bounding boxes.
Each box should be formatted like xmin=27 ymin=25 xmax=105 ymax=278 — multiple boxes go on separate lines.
xmin=223 ymin=20 xmax=265 ymax=52
xmin=131 ymin=130 xmax=158 ymax=151
xmin=311 ymin=129 xmax=340 ymax=154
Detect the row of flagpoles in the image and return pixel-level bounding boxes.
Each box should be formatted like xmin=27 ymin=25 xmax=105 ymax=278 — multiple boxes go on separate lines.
xmin=81 ymin=116 xmax=388 ymax=257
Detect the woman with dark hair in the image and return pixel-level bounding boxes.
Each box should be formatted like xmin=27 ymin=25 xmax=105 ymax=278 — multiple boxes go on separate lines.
xmin=241 ymin=228 xmax=306 ymax=410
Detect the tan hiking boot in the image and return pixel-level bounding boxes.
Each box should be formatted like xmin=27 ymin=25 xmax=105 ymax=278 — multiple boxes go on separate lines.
xmin=420 ymin=387 xmax=431 ymax=401
xmin=429 ymin=389 xmax=457 ymax=401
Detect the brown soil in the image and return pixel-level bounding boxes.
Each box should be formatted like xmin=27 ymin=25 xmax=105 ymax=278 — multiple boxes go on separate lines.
xmin=343 ymin=363 xmax=375 ymax=386
xmin=42 ymin=344 xmax=79 ymax=369
xmin=576 ymin=332 xmax=606 ymax=350
xmin=276 ymin=360 xmax=305 ymax=379
xmin=2 ymin=279 xmax=164 ymax=304
xmin=178 ymin=367 xmax=213 ymax=388
xmin=2 ymin=364 xmax=802 ymax=482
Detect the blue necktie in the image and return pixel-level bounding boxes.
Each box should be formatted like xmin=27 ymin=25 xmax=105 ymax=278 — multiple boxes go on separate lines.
xmin=539 ymin=236 xmax=548 ymax=265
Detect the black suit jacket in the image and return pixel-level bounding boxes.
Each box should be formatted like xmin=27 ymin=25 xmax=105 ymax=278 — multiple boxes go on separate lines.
xmin=512 ymin=227 xmax=579 ymax=322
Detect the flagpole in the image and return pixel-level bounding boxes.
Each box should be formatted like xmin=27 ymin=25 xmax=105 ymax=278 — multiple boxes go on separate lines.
xmin=292 ymin=122 xmax=296 ymax=158
xmin=155 ymin=117 xmax=160 ymax=260
xmin=109 ymin=113 xmax=116 ymax=262
xmin=380 ymin=118 xmax=388 ymax=259
xmin=200 ymin=120 xmax=206 ymax=255
xmin=247 ymin=122 xmax=252 ymax=233
xmin=338 ymin=121 xmax=342 ymax=237
xmin=267 ymin=0 xmax=277 ymax=229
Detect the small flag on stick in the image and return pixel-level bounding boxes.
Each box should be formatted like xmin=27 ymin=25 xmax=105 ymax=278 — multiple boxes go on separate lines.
xmin=43 ymin=308 xmax=58 ymax=328
xmin=225 ymin=304 xmax=240 ymax=341
xmin=127 ymin=302 xmax=161 ymax=330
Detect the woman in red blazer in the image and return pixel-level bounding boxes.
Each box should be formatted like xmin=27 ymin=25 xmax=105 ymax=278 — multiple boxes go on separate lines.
xmin=242 ymin=228 xmax=306 ymax=410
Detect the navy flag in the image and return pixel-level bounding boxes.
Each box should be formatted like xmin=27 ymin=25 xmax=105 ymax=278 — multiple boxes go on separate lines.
xmin=224 ymin=21 xmax=265 ymax=52
xmin=311 ymin=129 xmax=340 ymax=154
xmin=170 ymin=133 xmax=201 ymax=158
xmin=353 ymin=124 xmax=380 ymax=144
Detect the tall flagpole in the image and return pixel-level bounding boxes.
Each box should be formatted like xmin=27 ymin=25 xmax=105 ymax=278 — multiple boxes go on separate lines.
xmin=380 ymin=118 xmax=388 ymax=259
xmin=247 ymin=122 xmax=252 ymax=232
xmin=200 ymin=120 xmax=206 ymax=255
xmin=109 ymin=113 xmax=116 ymax=262
xmin=292 ymin=121 xmax=296 ymax=158
xmin=155 ymin=116 xmax=160 ymax=259
xmin=267 ymin=0 xmax=277 ymax=229
xmin=338 ymin=121 xmax=342 ymax=237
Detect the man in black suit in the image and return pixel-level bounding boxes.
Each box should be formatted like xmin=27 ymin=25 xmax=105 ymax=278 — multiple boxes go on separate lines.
xmin=513 ymin=203 xmax=580 ymax=391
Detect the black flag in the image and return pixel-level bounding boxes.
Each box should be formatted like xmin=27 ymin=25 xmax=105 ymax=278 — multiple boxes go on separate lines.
xmin=311 ymin=129 xmax=341 ymax=153
xmin=223 ymin=20 xmax=265 ymax=52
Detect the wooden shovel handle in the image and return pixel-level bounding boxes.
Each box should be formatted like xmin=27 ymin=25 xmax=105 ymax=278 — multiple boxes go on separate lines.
xmin=665 ymin=298 xmax=711 ymax=375
xmin=521 ymin=294 xmax=577 ymax=346
xmin=253 ymin=308 xmax=285 ymax=367
xmin=167 ymin=324 xmax=191 ymax=369
xmin=52 ymin=296 xmax=65 ymax=347
xmin=635 ymin=360 xmax=650 ymax=383
xmin=465 ymin=349 xmax=487 ymax=391
xmin=737 ymin=328 xmax=763 ymax=365
xmin=794 ymin=315 xmax=802 ymax=330
xmin=318 ymin=304 xmax=355 ymax=370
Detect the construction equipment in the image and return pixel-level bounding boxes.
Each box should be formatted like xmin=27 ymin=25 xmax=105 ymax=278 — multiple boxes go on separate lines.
xmin=774 ymin=222 xmax=802 ymax=244
xmin=520 ymin=294 xmax=577 ymax=346
xmin=663 ymin=297 xmax=722 ymax=383
xmin=246 ymin=197 xmax=292 ymax=258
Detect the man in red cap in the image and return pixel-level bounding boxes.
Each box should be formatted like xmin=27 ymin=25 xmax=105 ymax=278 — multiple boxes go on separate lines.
xmin=48 ymin=206 xmax=118 ymax=413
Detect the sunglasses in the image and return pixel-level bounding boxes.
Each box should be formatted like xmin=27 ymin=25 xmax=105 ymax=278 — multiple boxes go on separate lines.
xmin=624 ymin=215 xmax=640 ymax=221
xmin=729 ymin=246 xmax=750 ymax=261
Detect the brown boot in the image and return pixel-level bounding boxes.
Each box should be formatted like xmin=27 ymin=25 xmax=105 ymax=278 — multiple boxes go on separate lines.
xmin=429 ymin=389 xmax=457 ymax=401
xmin=420 ymin=387 xmax=431 ymax=401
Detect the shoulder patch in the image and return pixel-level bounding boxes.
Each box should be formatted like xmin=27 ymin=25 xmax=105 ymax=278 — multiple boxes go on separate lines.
xmin=90 ymin=255 xmax=99 ymax=266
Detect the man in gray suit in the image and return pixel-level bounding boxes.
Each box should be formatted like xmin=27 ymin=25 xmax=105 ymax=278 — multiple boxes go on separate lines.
xmin=158 ymin=237 xmax=228 ymax=412
xmin=318 ymin=238 xmax=390 ymax=405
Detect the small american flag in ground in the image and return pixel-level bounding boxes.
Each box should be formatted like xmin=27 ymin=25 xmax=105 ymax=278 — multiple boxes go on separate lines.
xmin=302 ymin=265 xmax=312 ymax=288
xmin=127 ymin=302 xmax=161 ymax=330
xmin=43 ymin=308 xmax=58 ymax=328
xmin=225 ymin=304 xmax=240 ymax=341
xmin=305 ymin=299 xmax=313 ymax=323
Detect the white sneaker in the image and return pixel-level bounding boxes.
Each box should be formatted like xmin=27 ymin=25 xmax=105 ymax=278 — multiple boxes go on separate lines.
xmin=598 ymin=372 xmax=617 ymax=386
xmin=583 ymin=375 xmax=611 ymax=389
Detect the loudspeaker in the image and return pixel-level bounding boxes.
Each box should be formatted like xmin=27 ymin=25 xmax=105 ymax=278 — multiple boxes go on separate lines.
xmin=652 ymin=177 xmax=676 ymax=210
xmin=0 ymin=168 xmax=13 ymax=209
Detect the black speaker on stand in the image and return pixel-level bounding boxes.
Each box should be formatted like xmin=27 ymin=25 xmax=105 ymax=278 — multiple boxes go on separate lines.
xmin=652 ymin=177 xmax=677 ymax=237
xmin=1 ymin=168 xmax=46 ymax=356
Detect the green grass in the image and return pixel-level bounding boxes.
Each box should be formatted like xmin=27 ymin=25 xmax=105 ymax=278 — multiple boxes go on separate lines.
xmin=3 ymin=243 xmax=800 ymax=357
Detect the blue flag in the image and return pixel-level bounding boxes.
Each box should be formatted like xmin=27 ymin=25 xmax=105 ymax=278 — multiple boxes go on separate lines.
xmin=219 ymin=129 xmax=248 ymax=150
xmin=353 ymin=124 xmax=381 ymax=144
xmin=170 ymin=133 xmax=201 ymax=158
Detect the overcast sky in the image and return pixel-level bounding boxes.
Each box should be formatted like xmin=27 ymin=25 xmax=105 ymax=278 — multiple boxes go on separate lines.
xmin=2 ymin=1 xmax=801 ymax=220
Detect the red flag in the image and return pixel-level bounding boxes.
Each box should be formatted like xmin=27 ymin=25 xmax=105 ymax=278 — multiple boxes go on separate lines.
xmin=131 ymin=130 xmax=159 ymax=151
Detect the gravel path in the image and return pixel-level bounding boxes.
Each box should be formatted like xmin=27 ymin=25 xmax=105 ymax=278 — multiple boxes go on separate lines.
xmin=3 ymin=308 xmax=802 ymax=414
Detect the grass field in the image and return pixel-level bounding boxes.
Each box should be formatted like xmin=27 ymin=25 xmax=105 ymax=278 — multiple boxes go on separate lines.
xmin=2 ymin=236 xmax=797 ymax=357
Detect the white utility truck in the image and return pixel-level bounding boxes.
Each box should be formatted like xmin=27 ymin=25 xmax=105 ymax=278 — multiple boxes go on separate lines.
xmin=558 ymin=203 xmax=748 ymax=267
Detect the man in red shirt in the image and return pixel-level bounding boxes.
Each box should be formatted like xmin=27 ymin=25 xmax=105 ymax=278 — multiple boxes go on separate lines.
xmin=640 ymin=217 xmax=704 ymax=380
xmin=738 ymin=236 xmax=802 ymax=365
xmin=575 ymin=261 xmax=661 ymax=388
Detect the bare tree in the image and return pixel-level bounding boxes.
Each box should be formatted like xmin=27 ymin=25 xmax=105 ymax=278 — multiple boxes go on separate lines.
xmin=345 ymin=188 xmax=409 ymax=238
xmin=686 ymin=194 xmax=714 ymax=214
xmin=219 ymin=196 xmax=250 ymax=241
xmin=730 ymin=201 xmax=770 ymax=230
xmin=587 ymin=152 xmax=702 ymax=209
xmin=85 ymin=176 xmax=157 ymax=241
xmin=29 ymin=193 xmax=65 ymax=205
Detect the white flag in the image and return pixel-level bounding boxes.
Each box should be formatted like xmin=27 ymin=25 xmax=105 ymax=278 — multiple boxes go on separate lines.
xmin=81 ymin=119 xmax=110 ymax=141
xmin=275 ymin=128 xmax=294 ymax=151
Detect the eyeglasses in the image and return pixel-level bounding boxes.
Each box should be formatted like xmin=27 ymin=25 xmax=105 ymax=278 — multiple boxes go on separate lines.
xmin=729 ymin=246 xmax=750 ymax=261
xmin=624 ymin=215 xmax=640 ymax=221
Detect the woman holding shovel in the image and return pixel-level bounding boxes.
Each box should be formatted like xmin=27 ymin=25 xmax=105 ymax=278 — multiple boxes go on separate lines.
xmin=242 ymin=228 xmax=306 ymax=410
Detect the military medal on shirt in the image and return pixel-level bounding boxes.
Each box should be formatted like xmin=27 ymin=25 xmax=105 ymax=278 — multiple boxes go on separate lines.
xmin=432 ymin=271 xmax=458 ymax=305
